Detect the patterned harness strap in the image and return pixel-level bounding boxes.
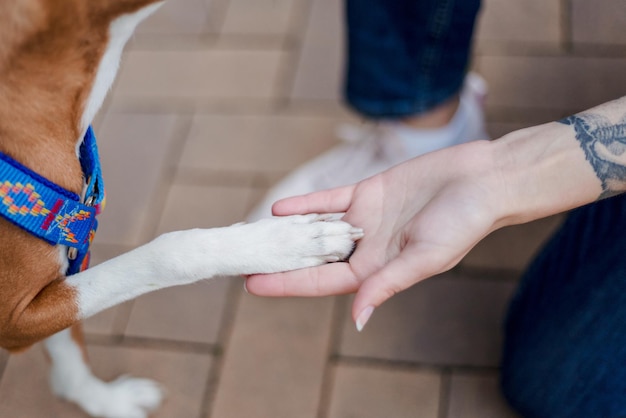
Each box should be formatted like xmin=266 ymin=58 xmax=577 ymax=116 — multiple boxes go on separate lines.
xmin=0 ymin=126 xmax=105 ymax=275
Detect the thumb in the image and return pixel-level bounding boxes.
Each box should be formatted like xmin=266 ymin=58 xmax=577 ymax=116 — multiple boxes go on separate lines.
xmin=351 ymin=245 xmax=447 ymax=332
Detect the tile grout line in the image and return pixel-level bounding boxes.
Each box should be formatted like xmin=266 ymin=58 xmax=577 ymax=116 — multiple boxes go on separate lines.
xmin=274 ymin=0 xmax=316 ymax=110
xmin=139 ymin=114 xmax=194 ymax=242
xmin=333 ymin=354 xmax=501 ymax=375
xmin=316 ymin=296 xmax=349 ymax=418
xmin=105 ymin=98 xmax=350 ymax=122
xmin=475 ymin=42 xmax=571 ymax=57
xmin=478 ymin=46 xmax=626 ymax=58
xmin=174 ymin=167 xmax=257 ymax=188
xmin=128 ymin=34 xmax=292 ymax=52
xmin=84 ymin=333 xmax=219 ymax=354
xmin=111 ymin=300 xmax=136 ymax=338
xmin=560 ymin=0 xmax=573 ymax=53
xmin=108 ymin=97 xmax=277 ymax=115
xmin=199 ymin=278 xmax=245 ymax=418
xmin=97 ymin=114 xmax=194 ymax=348
xmin=437 ymin=368 xmax=452 ymax=418
xmin=0 ymin=349 xmax=8 ymax=383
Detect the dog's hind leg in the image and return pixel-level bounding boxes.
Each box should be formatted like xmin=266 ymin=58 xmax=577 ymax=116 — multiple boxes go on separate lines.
xmin=44 ymin=324 xmax=162 ymax=418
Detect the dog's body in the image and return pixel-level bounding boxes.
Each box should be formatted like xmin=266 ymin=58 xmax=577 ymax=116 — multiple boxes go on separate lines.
xmin=0 ymin=1 xmax=360 ymax=416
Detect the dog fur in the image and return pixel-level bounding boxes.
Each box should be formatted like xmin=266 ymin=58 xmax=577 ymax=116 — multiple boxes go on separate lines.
xmin=0 ymin=1 xmax=360 ymax=416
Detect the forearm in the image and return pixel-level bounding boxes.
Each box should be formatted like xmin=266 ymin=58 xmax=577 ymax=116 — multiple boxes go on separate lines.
xmin=492 ymin=96 xmax=626 ymax=227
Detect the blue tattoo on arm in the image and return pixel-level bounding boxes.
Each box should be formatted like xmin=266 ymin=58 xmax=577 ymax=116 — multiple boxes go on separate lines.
xmin=560 ymin=114 xmax=626 ymax=199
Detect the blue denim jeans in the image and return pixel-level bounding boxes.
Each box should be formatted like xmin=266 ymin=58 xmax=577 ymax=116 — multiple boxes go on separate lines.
xmin=344 ymin=0 xmax=481 ymax=119
xmin=502 ymin=195 xmax=626 ymax=417
xmin=345 ymin=3 xmax=626 ymax=414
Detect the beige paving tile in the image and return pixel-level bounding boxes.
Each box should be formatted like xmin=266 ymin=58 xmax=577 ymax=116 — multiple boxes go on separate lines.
xmin=478 ymin=56 xmax=626 ymax=112
xmin=136 ymin=0 xmax=213 ymax=35
xmin=327 ymin=363 xmax=441 ymax=418
xmin=114 ymin=50 xmax=286 ymax=101
xmin=448 ymin=372 xmax=520 ymax=418
xmin=211 ymin=294 xmax=335 ymax=418
xmin=0 ymin=346 xmax=86 ymax=418
xmin=82 ymin=307 xmax=119 ymax=336
xmin=88 ymin=346 xmax=213 ymax=418
xmin=476 ymin=0 xmax=561 ymax=45
xmin=88 ymin=243 xmax=131 ymax=266
xmin=124 ymin=278 xmax=232 ymax=344
xmin=95 ymin=112 xmax=179 ymax=246
xmin=221 ymin=0 xmax=297 ymax=35
xmin=572 ymin=0 xmax=626 ymax=45
xmin=290 ymin=0 xmax=344 ymax=101
xmin=339 ymin=275 xmax=516 ymax=367
xmin=462 ymin=215 xmax=564 ymax=271
xmin=155 ymin=184 xmax=252 ymax=235
xmin=0 ymin=344 xmax=212 ymax=418
xmin=179 ymin=113 xmax=341 ymax=174
xmin=7 ymin=1 xmax=625 ymax=418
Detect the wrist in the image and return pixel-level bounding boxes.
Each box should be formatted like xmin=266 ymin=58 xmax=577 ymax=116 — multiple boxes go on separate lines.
xmin=489 ymin=122 xmax=602 ymax=228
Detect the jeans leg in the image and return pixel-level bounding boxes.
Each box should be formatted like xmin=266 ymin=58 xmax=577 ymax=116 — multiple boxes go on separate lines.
xmin=502 ymin=195 xmax=626 ymax=418
xmin=344 ymin=0 xmax=481 ymax=119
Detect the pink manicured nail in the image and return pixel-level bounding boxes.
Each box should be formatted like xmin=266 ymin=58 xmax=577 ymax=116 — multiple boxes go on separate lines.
xmin=356 ymin=306 xmax=375 ymax=332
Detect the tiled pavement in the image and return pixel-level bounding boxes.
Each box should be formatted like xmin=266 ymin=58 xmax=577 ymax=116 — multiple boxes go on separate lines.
xmin=1 ymin=0 xmax=625 ymax=417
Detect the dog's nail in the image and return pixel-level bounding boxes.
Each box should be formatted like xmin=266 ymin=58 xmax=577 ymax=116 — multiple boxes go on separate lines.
xmin=324 ymin=255 xmax=340 ymax=262
xmin=356 ymin=305 xmax=375 ymax=332
xmin=243 ymin=280 xmax=249 ymax=294
xmin=350 ymin=228 xmax=365 ymax=240
xmin=316 ymin=213 xmax=343 ymax=222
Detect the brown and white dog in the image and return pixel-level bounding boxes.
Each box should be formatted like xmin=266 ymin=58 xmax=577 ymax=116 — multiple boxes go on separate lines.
xmin=0 ymin=1 xmax=360 ymax=417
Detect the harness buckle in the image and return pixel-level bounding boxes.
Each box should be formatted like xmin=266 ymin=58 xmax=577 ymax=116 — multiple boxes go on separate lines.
xmin=67 ymin=194 xmax=96 ymax=261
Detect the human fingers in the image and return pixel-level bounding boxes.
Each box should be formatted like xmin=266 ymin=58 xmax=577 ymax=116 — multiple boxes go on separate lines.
xmin=245 ymin=261 xmax=361 ymax=297
xmin=350 ymin=244 xmax=459 ymax=332
xmin=271 ymin=184 xmax=356 ymax=216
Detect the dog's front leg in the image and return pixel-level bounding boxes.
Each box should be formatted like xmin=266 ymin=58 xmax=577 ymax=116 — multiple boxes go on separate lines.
xmin=2 ymin=215 xmax=360 ymax=349
xmin=70 ymin=214 xmax=360 ymax=319
xmin=2 ymin=214 xmax=359 ymax=418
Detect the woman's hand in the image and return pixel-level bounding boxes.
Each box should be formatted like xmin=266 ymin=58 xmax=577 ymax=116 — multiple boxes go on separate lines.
xmin=246 ymin=140 xmax=506 ymax=330
xmin=246 ymin=101 xmax=625 ymax=330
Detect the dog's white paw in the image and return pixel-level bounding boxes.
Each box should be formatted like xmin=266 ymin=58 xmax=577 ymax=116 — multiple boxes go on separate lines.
xmin=233 ymin=213 xmax=363 ymax=274
xmin=149 ymin=213 xmax=363 ymax=281
xmin=55 ymin=374 xmax=163 ymax=418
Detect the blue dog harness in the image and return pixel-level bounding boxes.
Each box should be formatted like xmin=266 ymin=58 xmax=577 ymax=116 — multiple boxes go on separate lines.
xmin=0 ymin=126 xmax=105 ymax=275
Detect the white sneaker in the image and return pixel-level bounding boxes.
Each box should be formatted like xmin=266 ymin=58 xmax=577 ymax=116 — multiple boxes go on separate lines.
xmin=246 ymin=73 xmax=489 ymax=221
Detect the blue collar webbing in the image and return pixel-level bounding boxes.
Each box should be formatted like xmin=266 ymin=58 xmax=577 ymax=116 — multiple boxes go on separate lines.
xmin=0 ymin=126 xmax=105 ymax=275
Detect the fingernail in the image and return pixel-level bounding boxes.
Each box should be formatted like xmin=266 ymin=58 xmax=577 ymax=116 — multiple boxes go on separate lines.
xmin=356 ymin=305 xmax=375 ymax=332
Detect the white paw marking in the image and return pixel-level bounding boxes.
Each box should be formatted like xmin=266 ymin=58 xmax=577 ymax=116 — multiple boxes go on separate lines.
xmin=46 ymin=329 xmax=163 ymax=418
xmin=59 ymin=375 xmax=163 ymax=418
xmin=232 ymin=214 xmax=363 ymax=274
